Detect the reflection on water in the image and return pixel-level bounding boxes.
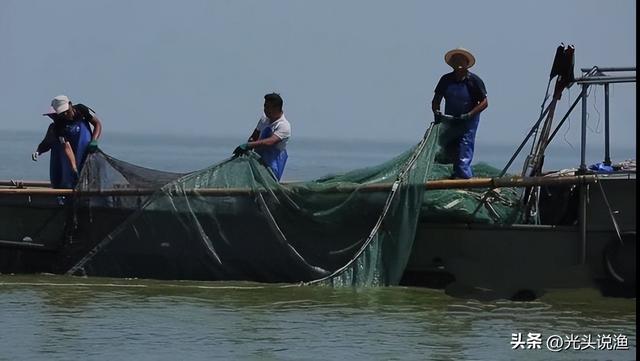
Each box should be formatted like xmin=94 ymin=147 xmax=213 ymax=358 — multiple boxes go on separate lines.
xmin=0 ymin=275 xmax=635 ymax=361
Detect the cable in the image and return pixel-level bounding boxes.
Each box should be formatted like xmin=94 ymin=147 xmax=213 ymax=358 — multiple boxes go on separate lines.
xmin=584 ymin=86 xmax=602 ymax=134
xmin=591 ymin=86 xmax=602 ymax=134
xmin=304 ymin=123 xmax=435 ymax=286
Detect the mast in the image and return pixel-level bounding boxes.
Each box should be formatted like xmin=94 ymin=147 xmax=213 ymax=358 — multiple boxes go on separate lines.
xmin=520 ymin=45 xmax=575 ymax=223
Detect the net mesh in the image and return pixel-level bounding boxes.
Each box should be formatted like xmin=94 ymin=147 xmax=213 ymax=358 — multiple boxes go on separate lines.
xmin=63 ymin=123 xmax=522 ymax=286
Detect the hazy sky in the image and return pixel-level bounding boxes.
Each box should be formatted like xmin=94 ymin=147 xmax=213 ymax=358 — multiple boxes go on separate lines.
xmin=1 ymin=0 xmax=636 ymax=148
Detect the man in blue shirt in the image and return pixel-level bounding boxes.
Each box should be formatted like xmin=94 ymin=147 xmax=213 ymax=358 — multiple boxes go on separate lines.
xmin=431 ymin=48 xmax=488 ymax=179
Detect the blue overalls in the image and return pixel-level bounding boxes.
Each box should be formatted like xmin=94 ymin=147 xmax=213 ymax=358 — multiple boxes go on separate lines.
xmin=255 ymin=126 xmax=288 ymax=181
xmin=441 ymin=80 xmax=480 ymax=179
xmin=50 ymin=119 xmax=92 ymax=189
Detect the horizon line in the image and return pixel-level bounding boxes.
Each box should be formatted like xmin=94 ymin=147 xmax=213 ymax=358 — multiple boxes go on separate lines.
xmin=2 ymin=127 xmax=636 ymax=149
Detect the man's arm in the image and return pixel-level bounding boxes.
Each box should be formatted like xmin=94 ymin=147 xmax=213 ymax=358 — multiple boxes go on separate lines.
xmin=35 ymin=124 xmax=56 ymax=155
xmin=63 ymin=141 xmax=79 ymax=174
xmin=432 ymin=74 xmax=449 ymax=114
xmin=467 ymin=97 xmax=488 ymax=117
xmin=76 ymin=104 xmax=102 ymax=140
xmin=88 ymin=115 xmax=102 ymax=140
xmin=248 ymin=129 xmax=260 ymax=142
xmin=249 ymin=119 xmax=290 ymax=148
xmin=467 ymin=74 xmax=488 ymax=117
xmin=431 ymin=94 xmax=444 ymax=114
xmin=247 ymin=134 xmax=281 ymax=148
xmin=234 ymin=133 xmax=281 ymax=155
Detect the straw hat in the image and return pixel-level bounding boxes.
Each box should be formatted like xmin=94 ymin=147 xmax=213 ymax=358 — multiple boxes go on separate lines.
xmin=444 ymin=48 xmax=476 ymax=69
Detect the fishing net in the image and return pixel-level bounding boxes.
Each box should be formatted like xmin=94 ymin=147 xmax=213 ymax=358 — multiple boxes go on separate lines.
xmin=52 ymin=123 xmax=523 ymax=286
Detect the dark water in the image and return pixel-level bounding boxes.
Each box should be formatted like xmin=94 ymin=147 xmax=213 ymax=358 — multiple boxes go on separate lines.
xmin=0 ymin=130 xmax=636 ymax=360
xmin=0 ymin=275 xmax=636 ymax=361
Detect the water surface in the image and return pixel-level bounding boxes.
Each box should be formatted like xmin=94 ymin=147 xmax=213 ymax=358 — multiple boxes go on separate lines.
xmin=0 ymin=275 xmax=635 ymax=361
xmin=0 ymin=130 xmax=635 ymax=360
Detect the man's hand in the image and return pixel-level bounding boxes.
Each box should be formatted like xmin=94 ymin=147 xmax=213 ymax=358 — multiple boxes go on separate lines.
xmin=433 ymin=110 xmax=442 ymax=124
xmin=435 ymin=113 xmax=456 ymax=124
xmin=458 ymin=112 xmax=472 ymax=121
xmin=87 ymin=140 xmax=99 ymax=153
xmin=233 ymin=143 xmax=250 ymax=156
xmin=31 ymin=151 xmax=39 ymax=161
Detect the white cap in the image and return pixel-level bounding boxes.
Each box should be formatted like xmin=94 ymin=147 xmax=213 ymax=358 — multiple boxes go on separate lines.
xmin=50 ymin=95 xmax=71 ymax=114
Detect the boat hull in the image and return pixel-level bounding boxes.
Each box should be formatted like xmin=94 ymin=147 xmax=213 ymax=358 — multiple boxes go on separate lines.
xmin=1 ymin=175 xmax=635 ymax=298
xmin=404 ymin=175 xmax=636 ymax=298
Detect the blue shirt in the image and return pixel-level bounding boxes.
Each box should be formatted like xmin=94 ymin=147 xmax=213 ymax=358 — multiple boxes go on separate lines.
xmin=434 ymin=71 xmax=487 ymax=106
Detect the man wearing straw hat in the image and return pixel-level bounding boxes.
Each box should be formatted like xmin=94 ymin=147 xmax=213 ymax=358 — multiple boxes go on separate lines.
xmin=431 ymin=47 xmax=488 ymax=179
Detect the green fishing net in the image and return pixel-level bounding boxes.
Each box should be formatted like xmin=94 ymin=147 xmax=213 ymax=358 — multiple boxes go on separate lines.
xmin=61 ymin=123 xmax=522 ymax=286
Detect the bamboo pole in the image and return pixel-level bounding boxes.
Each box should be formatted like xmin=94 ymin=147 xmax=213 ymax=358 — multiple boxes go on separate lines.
xmin=0 ymin=175 xmax=598 ymax=197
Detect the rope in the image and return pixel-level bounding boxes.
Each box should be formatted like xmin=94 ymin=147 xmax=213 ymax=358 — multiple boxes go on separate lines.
xmin=304 ymin=123 xmax=435 ymax=285
xmin=67 ymin=129 xmax=435 ymax=282
xmin=66 ymin=157 xmax=239 ymax=275
xmin=595 ymin=176 xmax=623 ymax=245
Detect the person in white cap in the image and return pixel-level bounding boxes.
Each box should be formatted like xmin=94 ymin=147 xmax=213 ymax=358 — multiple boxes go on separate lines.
xmin=32 ymin=95 xmax=103 ymax=189
xmin=431 ymin=47 xmax=488 ymax=179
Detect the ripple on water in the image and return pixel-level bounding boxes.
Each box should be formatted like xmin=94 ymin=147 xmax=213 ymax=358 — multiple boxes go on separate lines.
xmin=0 ymin=275 xmax=635 ymax=361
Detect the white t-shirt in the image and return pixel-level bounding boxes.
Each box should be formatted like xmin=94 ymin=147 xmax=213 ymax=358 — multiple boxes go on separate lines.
xmin=255 ymin=114 xmax=291 ymax=150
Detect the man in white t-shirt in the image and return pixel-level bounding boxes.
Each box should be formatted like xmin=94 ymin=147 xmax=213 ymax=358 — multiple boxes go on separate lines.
xmin=234 ymin=93 xmax=291 ymax=180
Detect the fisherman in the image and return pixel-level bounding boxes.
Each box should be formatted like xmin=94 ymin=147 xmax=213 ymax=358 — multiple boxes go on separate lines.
xmin=32 ymin=95 xmax=103 ymax=189
xmin=234 ymin=92 xmax=291 ymax=181
xmin=431 ymin=47 xmax=488 ymax=179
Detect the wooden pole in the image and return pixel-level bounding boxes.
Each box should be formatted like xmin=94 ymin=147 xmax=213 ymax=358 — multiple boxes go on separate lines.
xmin=0 ymin=175 xmax=597 ymax=197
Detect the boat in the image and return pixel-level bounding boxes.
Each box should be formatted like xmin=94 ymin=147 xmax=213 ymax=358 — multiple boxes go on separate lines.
xmin=0 ymin=48 xmax=635 ymax=300
xmin=405 ymin=54 xmax=636 ymax=299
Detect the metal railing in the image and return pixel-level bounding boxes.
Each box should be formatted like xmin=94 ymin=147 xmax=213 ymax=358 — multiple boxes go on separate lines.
xmin=574 ymin=67 xmax=636 ymax=172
